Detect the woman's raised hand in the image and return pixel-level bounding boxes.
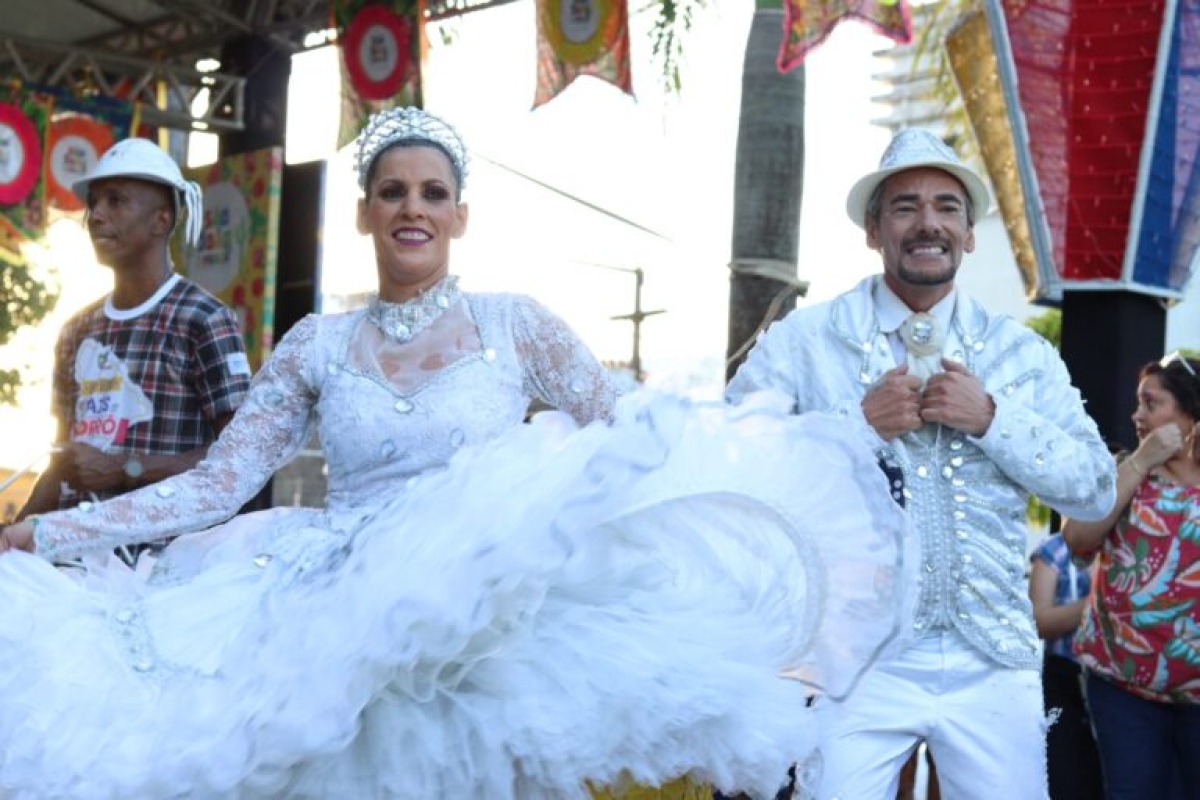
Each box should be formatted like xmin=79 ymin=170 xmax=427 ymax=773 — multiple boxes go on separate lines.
xmin=1134 ymin=423 xmax=1187 ymax=472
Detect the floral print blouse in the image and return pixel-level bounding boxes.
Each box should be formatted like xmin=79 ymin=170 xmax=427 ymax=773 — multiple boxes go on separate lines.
xmin=1075 ymin=474 xmax=1200 ymax=703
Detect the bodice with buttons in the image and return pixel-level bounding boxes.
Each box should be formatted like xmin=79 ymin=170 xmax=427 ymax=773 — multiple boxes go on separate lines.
xmin=34 ymin=290 xmax=618 ymax=562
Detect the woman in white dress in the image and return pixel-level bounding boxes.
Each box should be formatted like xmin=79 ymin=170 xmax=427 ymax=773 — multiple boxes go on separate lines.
xmin=0 ymin=107 xmax=911 ymax=800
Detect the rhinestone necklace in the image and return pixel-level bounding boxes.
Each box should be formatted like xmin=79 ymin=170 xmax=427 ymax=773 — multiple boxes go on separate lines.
xmin=366 ymin=275 xmax=461 ymax=343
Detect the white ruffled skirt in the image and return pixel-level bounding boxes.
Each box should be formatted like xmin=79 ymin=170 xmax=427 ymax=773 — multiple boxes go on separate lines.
xmin=0 ymin=394 xmax=913 ymax=799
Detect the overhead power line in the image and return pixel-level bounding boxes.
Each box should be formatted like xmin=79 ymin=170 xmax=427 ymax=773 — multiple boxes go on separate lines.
xmin=474 ymin=152 xmax=673 ymax=243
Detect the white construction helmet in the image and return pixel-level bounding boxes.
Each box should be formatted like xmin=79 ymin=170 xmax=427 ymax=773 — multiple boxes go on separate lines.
xmin=72 ymin=138 xmax=204 ymax=247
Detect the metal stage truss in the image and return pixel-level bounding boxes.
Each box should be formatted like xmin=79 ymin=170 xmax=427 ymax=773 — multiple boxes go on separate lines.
xmin=0 ymin=0 xmax=520 ymax=132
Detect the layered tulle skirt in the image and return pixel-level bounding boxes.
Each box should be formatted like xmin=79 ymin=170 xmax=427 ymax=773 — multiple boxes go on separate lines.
xmin=0 ymin=393 xmax=912 ymax=799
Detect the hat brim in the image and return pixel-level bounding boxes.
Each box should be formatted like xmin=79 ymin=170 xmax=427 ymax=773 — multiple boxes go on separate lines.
xmin=845 ymin=161 xmax=991 ymax=230
xmin=71 ymin=172 xmax=179 ymax=204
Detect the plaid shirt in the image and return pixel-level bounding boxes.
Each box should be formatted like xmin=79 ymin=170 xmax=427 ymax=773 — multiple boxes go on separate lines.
xmin=1030 ymin=534 xmax=1091 ymax=662
xmin=52 ymin=274 xmax=251 ymax=508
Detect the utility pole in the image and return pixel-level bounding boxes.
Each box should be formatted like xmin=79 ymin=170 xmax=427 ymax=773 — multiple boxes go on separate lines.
xmin=576 ymin=261 xmax=665 ymax=382
xmin=726 ymin=10 xmax=806 ymax=382
xmin=610 ymin=267 xmax=665 ymax=382
xmin=471 ymin=157 xmax=671 ymax=382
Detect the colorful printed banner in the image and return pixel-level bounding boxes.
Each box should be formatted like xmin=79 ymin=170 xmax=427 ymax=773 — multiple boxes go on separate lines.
xmin=334 ymin=0 xmax=425 ymax=148
xmin=179 ymin=147 xmax=283 ymax=371
xmin=45 ymin=116 xmax=115 ymax=213
xmin=0 ymin=84 xmax=51 ymax=240
xmin=779 ymin=0 xmax=912 ymax=72
xmin=43 ymin=91 xmax=135 ymax=214
xmin=533 ymin=0 xmax=633 ymax=108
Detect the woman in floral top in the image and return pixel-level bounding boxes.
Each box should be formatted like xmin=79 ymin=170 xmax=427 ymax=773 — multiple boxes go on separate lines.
xmin=1064 ymin=353 xmax=1200 ymax=800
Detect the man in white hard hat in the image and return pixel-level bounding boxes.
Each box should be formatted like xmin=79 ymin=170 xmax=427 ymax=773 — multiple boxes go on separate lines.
xmin=727 ymin=129 xmax=1116 ymax=798
xmin=17 ymin=138 xmax=251 ymax=551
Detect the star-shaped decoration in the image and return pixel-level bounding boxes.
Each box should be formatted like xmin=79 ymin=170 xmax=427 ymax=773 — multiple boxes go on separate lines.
xmin=778 ymin=0 xmax=914 ymax=72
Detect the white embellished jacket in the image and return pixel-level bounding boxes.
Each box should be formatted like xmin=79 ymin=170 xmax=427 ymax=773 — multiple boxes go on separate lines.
xmin=727 ymin=276 xmax=1116 ymax=669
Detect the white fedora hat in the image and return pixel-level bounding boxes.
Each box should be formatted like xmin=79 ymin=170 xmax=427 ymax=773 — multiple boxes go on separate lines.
xmin=845 ymin=129 xmax=991 ymax=229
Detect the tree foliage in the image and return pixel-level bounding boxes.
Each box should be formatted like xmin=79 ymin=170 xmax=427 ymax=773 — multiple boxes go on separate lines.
xmin=907 ymin=1 xmax=977 ymax=143
xmin=1024 ymin=307 xmax=1062 ymax=349
xmin=1020 ymin=307 xmax=1062 ymax=528
xmin=643 ymin=0 xmax=707 ymax=93
xmin=1 ymin=258 xmax=58 ymax=405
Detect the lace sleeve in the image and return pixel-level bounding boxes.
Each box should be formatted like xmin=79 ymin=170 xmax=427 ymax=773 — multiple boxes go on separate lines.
xmin=511 ymin=295 xmax=619 ymax=425
xmin=33 ymin=315 xmax=322 ymax=562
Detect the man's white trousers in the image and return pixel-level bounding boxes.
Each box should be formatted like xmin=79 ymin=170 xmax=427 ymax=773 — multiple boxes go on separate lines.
xmin=812 ymin=631 xmax=1048 ymax=800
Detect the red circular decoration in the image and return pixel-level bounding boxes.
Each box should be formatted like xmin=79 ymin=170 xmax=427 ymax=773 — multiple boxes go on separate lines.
xmin=342 ymin=6 xmax=413 ymax=101
xmin=46 ymin=116 xmax=115 ymax=212
xmin=0 ymin=102 xmax=42 ymax=205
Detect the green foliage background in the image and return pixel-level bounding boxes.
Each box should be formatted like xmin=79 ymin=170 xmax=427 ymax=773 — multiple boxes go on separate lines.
xmin=1 ymin=259 xmax=58 ymax=405
xmin=1023 ymin=308 xmax=1061 ymax=528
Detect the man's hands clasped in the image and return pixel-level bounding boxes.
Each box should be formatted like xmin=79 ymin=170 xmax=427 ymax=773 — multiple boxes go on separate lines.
xmin=863 ymin=359 xmax=996 ymax=441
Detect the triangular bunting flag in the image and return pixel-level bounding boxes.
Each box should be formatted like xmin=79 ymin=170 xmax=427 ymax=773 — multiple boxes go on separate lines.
xmin=534 ymin=0 xmax=633 ymax=108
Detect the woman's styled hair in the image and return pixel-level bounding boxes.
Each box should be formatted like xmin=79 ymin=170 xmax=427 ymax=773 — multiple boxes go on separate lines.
xmin=1141 ymin=351 xmax=1200 ymax=419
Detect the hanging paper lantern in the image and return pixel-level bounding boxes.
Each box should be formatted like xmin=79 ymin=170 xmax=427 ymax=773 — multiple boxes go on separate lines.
xmin=945 ymin=9 xmax=1044 ymax=300
xmin=46 ymin=115 xmax=115 ymax=213
xmin=342 ymin=4 xmax=414 ymax=101
xmin=0 ymin=102 xmax=42 ymax=206
xmin=971 ymin=0 xmax=1200 ymax=300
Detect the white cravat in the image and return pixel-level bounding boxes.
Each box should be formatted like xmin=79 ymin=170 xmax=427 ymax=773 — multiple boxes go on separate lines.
xmin=898 ymin=311 xmax=945 ymax=387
